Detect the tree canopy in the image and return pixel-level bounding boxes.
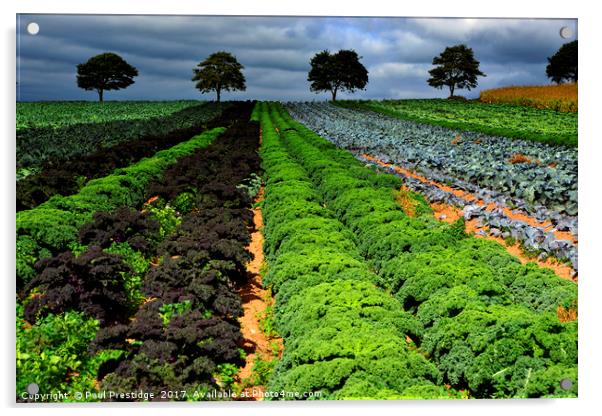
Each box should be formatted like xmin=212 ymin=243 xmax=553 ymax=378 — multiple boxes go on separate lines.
xmin=427 ymin=44 xmax=485 ymax=98
xmin=192 ymin=51 xmax=246 ymax=102
xmin=546 ymin=40 xmax=577 ymax=84
xmin=76 ymin=53 xmax=138 ymax=102
xmin=307 ymin=49 xmax=369 ymax=101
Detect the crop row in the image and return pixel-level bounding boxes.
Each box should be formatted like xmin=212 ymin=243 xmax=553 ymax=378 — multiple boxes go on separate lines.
xmin=91 ymin=117 xmax=261 ymax=399
xmin=17 ymin=101 xmax=225 ymax=169
xmin=17 ymin=101 xmax=201 ymax=130
xmin=16 ymin=126 xmax=225 ymax=287
xmin=286 ymin=102 xmax=577 ymax=219
xmin=258 ymin=102 xmax=453 ymax=399
xmin=17 ymin=103 xmax=249 ymax=212
xmin=336 ymin=99 xmax=577 ymax=147
xmin=267 ymin=102 xmax=578 ymax=398
xmin=286 ymin=102 xmax=578 ymax=269
xmin=18 ymin=103 xmax=261 ymax=400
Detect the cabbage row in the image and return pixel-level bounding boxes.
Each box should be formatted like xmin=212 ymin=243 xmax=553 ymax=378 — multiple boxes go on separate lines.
xmin=286 ymin=102 xmax=578 ymax=266
xmin=359 ymin=158 xmax=578 ymax=273
xmin=336 ymin=99 xmax=577 ymax=147
xmin=268 ymin=102 xmax=578 ymax=398
xmin=286 ymin=102 xmax=577 ymax=218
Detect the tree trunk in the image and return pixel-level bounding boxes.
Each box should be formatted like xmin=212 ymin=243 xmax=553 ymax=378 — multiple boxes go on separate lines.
xmin=98 ymin=89 xmax=104 ymax=102
xmin=331 ymin=87 xmax=338 ymax=102
xmin=449 ymin=84 xmax=455 ymax=98
xmin=216 ymin=87 xmax=221 ymax=103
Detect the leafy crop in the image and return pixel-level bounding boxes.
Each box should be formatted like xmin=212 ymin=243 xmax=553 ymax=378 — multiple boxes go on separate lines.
xmin=16 ymin=101 xmax=225 ymax=168
xmin=79 ymin=206 xmax=161 ymax=255
xmin=336 ymin=99 xmax=577 ymax=147
xmin=262 ymin=102 xmax=577 ymax=399
xmin=258 ymin=102 xmax=443 ymax=399
xmin=286 ymin=102 xmax=577 ymax=217
xmin=90 ymin=104 xmax=261 ymax=400
xmin=23 ymin=246 xmax=134 ymax=326
xmin=16 ymin=128 xmax=223 ymax=286
xmin=16 ymin=102 xmax=256 ymax=211
xmin=16 ymin=302 xmax=123 ymax=402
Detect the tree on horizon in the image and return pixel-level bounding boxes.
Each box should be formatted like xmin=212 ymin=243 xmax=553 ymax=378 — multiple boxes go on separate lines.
xmin=546 ymin=40 xmax=577 ymax=84
xmin=192 ymin=51 xmax=246 ymax=102
xmin=76 ymin=53 xmax=138 ymax=102
xmin=307 ymin=49 xmax=369 ymax=101
xmin=427 ymin=44 xmax=485 ymax=98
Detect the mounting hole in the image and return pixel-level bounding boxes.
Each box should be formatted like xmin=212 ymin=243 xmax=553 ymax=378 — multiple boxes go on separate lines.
xmin=560 ymin=378 xmax=573 ymax=390
xmin=26 ymin=383 xmax=39 ymax=395
xmin=27 ymin=22 xmax=40 ymax=35
xmin=559 ymin=26 xmax=572 ymax=39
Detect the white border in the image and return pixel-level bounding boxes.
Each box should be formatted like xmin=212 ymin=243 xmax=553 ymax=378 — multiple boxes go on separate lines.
xmin=2 ymin=1 xmax=600 ymax=416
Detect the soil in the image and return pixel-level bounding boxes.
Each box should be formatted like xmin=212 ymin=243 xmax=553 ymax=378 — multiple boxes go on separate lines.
xmin=361 ymin=154 xmax=577 ymax=282
xmin=235 ymin=187 xmax=283 ymax=401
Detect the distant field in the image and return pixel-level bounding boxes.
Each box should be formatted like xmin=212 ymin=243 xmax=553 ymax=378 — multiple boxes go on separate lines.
xmin=16 ymin=100 xmax=201 ymax=130
xmin=16 ymin=101 xmax=225 ymax=168
xmin=336 ymin=99 xmax=577 ymax=147
xmin=479 ymin=83 xmax=577 ymax=112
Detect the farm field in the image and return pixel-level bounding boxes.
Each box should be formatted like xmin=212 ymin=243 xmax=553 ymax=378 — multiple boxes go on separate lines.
xmin=479 ymin=83 xmax=578 ymax=112
xmin=286 ymin=102 xmax=578 ymax=274
xmin=16 ymin=101 xmax=225 ymax=169
xmin=15 ymin=13 xmax=582 ymax=407
xmin=336 ymin=99 xmax=578 ymax=147
xmin=256 ymin=102 xmax=577 ymax=398
xmin=16 ymin=99 xmax=578 ymax=401
xmin=17 ymin=102 xmax=262 ymax=400
xmin=16 ymin=101 xmax=201 ymax=130
xmin=16 ymin=102 xmax=231 ymax=210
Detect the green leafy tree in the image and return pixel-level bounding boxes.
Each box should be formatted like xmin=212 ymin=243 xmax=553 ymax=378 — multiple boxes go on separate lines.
xmin=546 ymin=40 xmax=577 ymax=84
xmin=308 ymin=49 xmax=369 ymax=101
xmin=427 ymin=44 xmax=485 ymax=98
xmin=76 ymin=53 xmax=138 ymax=102
xmin=192 ymin=51 xmax=246 ymax=102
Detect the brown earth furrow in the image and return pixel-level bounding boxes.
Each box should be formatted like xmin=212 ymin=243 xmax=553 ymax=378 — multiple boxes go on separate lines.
xmin=362 ymin=154 xmax=576 ymax=282
xmin=236 ymin=186 xmax=283 ymax=400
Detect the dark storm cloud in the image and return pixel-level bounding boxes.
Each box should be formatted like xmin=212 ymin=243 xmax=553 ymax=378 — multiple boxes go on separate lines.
xmin=16 ymin=14 xmax=577 ymax=101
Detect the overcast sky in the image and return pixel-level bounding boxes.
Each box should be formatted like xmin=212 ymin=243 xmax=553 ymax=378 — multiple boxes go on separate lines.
xmin=16 ymin=14 xmax=577 ymax=101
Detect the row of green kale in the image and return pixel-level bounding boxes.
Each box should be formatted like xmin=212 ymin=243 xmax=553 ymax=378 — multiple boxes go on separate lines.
xmin=257 ymin=102 xmax=454 ymax=399
xmin=263 ymin=102 xmax=578 ymax=399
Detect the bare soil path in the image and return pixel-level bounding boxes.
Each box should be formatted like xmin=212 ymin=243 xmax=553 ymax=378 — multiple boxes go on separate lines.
xmin=235 ymin=187 xmax=283 ymax=400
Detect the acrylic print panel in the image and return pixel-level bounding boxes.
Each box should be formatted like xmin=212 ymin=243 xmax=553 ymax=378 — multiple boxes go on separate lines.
xmin=16 ymin=14 xmax=577 ymax=402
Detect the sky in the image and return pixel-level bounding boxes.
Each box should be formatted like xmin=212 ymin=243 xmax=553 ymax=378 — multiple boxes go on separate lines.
xmin=16 ymin=14 xmax=577 ymax=101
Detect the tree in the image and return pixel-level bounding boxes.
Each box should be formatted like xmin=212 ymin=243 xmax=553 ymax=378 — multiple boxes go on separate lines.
xmin=76 ymin=53 xmax=138 ymax=102
xmin=192 ymin=51 xmax=246 ymax=102
xmin=427 ymin=44 xmax=485 ymax=98
xmin=546 ymin=40 xmax=577 ymax=84
xmin=308 ymin=49 xmax=369 ymax=101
